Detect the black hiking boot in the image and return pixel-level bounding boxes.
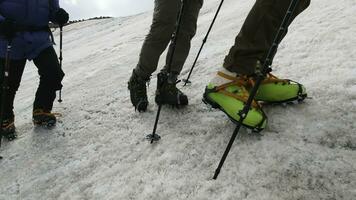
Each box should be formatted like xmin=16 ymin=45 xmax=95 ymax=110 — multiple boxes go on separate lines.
xmin=128 ymin=70 xmax=149 ymax=112
xmin=1 ymin=117 xmax=17 ymax=141
xmin=33 ymin=109 xmax=57 ymax=127
xmin=155 ymin=72 xmax=188 ymax=107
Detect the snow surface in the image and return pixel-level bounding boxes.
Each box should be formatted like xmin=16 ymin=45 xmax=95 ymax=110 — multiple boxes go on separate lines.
xmin=1 ymin=0 xmax=355 ymax=199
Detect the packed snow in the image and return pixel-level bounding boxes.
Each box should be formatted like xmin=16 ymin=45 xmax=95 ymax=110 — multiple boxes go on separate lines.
xmin=1 ymin=0 xmax=355 ymax=199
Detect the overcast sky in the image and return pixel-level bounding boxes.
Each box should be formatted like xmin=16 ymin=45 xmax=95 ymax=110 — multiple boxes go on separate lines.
xmin=61 ymin=0 xmax=154 ymax=20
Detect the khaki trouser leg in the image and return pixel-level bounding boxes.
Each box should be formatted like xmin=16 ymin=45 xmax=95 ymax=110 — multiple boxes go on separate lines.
xmin=135 ymin=0 xmax=180 ymax=79
xmin=163 ymin=0 xmax=203 ymax=75
xmin=135 ymin=0 xmax=203 ymax=79
xmin=223 ymin=0 xmax=311 ymax=75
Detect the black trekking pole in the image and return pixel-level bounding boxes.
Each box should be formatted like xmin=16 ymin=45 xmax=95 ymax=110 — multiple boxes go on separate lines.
xmin=212 ymin=0 xmax=301 ymax=180
xmin=146 ymin=0 xmax=187 ymax=143
xmin=57 ymin=26 xmax=63 ymax=103
xmin=183 ymin=0 xmax=225 ymax=86
xmin=0 ymin=41 xmax=12 ymax=160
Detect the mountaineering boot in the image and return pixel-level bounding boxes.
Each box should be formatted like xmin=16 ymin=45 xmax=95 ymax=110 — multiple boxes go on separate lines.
xmin=155 ymin=71 xmax=188 ymax=107
xmin=254 ymin=73 xmax=307 ymax=104
xmin=33 ymin=109 xmax=57 ymax=127
xmin=203 ymin=70 xmax=267 ymax=132
xmin=1 ymin=117 xmax=17 ymax=141
xmin=128 ymin=70 xmax=149 ymax=112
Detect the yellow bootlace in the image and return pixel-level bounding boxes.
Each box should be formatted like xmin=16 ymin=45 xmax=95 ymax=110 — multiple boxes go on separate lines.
xmin=262 ymin=73 xmax=290 ymax=84
xmin=215 ymin=71 xmax=261 ymax=108
xmin=33 ymin=109 xmax=62 ymax=117
xmin=2 ymin=121 xmax=14 ymax=129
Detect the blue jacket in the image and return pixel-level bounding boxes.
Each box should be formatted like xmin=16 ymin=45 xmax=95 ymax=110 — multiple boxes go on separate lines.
xmin=0 ymin=0 xmax=60 ymax=60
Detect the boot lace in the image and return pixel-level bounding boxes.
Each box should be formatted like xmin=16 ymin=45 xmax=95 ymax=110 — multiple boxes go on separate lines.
xmin=214 ymin=71 xmax=261 ymax=109
xmin=1 ymin=119 xmax=14 ymax=129
xmin=248 ymin=73 xmax=290 ymax=85
xmin=33 ymin=109 xmax=61 ymax=118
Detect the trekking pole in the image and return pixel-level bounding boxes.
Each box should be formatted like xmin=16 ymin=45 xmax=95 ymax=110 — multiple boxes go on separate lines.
xmin=58 ymin=26 xmax=63 ymax=103
xmin=146 ymin=0 xmax=187 ymax=143
xmin=183 ymin=0 xmax=225 ymax=86
xmin=0 ymin=40 xmax=13 ymax=160
xmin=212 ymin=0 xmax=301 ymax=180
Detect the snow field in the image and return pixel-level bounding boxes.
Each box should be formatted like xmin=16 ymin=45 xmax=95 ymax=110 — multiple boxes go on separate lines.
xmin=0 ymin=0 xmax=355 ymax=199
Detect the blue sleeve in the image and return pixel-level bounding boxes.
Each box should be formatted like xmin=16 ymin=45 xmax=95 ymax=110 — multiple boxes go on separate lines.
xmin=0 ymin=15 xmax=4 ymax=22
xmin=0 ymin=0 xmax=5 ymax=22
xmin=49 ymin=0 xmax=60 ymax=22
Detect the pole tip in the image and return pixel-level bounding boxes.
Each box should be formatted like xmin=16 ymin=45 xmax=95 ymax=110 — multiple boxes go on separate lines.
xmin=146 ymin=134 xmax=161 ymax=143
xmin=182 ymin=79 xmax=192 ymax=87
xmin=213 ymin=170 xmax=220 ymax=180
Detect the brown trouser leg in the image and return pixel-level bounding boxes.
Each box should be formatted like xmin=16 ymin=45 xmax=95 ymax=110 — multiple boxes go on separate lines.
xmin=134 ymin=0 xmax=203 ymax=79
xmin=223 ymin=0 xmax=311 ymax=75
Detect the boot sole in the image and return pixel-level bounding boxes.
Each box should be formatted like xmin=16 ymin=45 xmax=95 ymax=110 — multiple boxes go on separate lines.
xmin=258 ymin=93 xmax=308 ymax=105
xmin=2 ymin=125 xmax=17 ymax=141
xmin=3 ymin=131 xmax=17 ymax=141
xmin=33 ymin=120 xmax=56 ymax=128
xmin=155 ymin=96 xmax=188 ymax=108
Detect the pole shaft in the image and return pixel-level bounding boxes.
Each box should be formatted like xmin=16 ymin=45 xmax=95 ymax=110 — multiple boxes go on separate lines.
xmin=151 ymin=104 xmax=162 ymax=143
xmin=184 ymin=0 xmax=225 ymax=86
xmin=58 ymin=26 xmax=63 ymax=102
xmin=165 ymin=0 xmax=187 ymax=73
xmin=213 ymin=0 xmax=301 ymax=179
xmin=0 ymin=42 xmax=12 ymax=155
xmin=149 ymin=0 xmax=187 ymax=141
xmin=213 ymin=125 xmax=242 ymax=179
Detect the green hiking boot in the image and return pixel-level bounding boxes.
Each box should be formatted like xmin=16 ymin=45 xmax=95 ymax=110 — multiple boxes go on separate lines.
xmin=1 ymin=117 xmax=17 ymax=141
xmin=33 ymin=109 xmax=57 ymax=127
xmin=255 ymin=73 xmax=307 ymax=104
xmin=155 ymin=72 xmax=188 ymax=107
xmin=128 ymin=70 xmax=149 ymax=112
xmin=203 ymin=72 xmax=267 ymax=132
